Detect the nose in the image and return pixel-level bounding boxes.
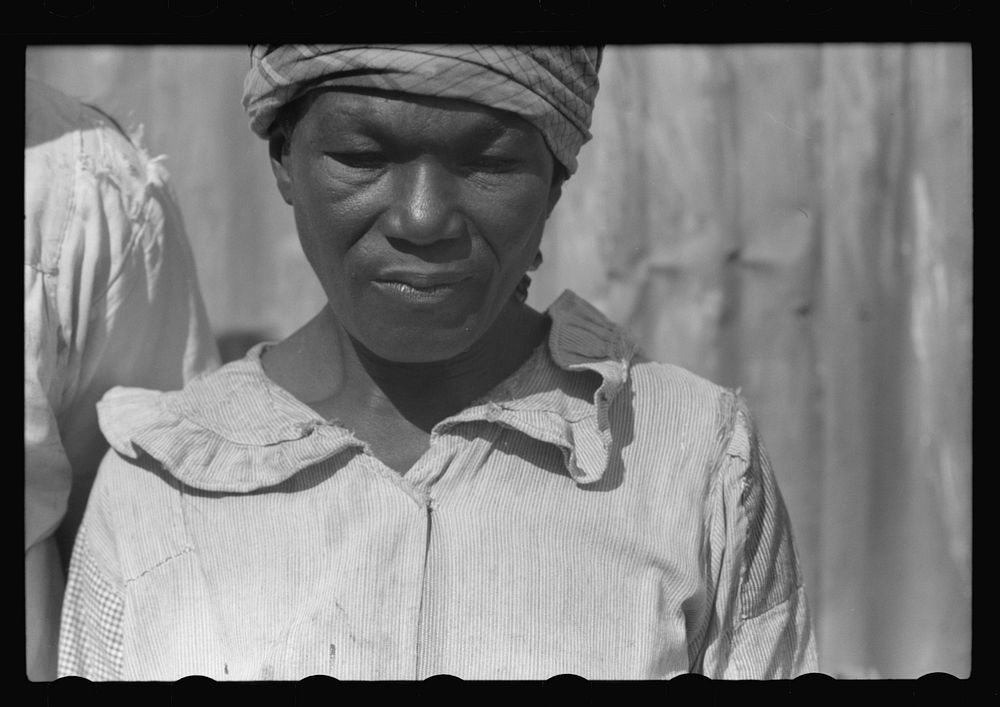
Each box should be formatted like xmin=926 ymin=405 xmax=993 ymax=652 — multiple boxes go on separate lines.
xmin=381 ymin=159 xmax=465 ymax=246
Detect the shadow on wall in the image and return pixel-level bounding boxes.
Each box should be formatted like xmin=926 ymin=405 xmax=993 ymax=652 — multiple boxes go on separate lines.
xmin=216 ymin=329 xmax=274 ymax=364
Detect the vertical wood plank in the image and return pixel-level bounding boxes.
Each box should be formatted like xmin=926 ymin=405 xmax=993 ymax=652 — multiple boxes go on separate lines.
xmin=816 ymin=45 xmax=881 ymax=674
xmin=874 ymin=43 xmax=972 ymax=677
xmin=907 ymin=40 xmax=972 ymax=622
xmin=817 ymin=45 xmax=912 ymax=676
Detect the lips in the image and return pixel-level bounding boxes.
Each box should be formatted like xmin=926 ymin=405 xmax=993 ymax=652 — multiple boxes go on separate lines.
xmin=373 ymin=270 xmax=471 ymax=289
xmin=371 ymin=270 xmax=473 ymax=305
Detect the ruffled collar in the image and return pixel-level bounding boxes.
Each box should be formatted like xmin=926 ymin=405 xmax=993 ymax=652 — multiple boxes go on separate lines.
xmin=97 ymin=290 xmax=636 ymax=491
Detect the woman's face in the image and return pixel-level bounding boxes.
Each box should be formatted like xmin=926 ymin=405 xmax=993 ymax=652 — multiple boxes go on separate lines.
xmin=271 ymin=89 xmax=562 ymax=363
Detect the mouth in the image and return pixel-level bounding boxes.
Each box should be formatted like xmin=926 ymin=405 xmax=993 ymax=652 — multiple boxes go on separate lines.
xmin=372 ymin=275 xmax=472 ymax=304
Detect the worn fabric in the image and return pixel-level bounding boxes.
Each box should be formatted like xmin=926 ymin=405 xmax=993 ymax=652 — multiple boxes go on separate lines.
xmin=58 ymin=290 xmax=816 ymax=680
xmin=242 ymin=44 xmax=602 ymax=176
xmin=24 ymin=79 xmax=219 ymax=679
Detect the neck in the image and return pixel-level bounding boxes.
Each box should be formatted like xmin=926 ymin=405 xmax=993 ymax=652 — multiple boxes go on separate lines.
xmin=344 ymin=300 xmax=548 ymax=428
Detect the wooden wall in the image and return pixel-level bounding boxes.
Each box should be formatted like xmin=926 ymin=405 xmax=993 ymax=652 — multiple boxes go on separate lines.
xmin=26 ymin=44 xmax=972 ymax=678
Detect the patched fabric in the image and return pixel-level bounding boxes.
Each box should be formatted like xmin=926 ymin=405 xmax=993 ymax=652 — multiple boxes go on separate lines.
xmin=242 ymin=44 xmax=602 ymax=175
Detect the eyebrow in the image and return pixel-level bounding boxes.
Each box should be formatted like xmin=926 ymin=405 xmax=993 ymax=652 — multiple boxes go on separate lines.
xmin=311 ymin=108 xmax=533 ymax=154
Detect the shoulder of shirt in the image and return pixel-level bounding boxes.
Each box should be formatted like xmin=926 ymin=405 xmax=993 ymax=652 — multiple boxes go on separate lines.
xmin=629 ymin=356 xmax=751 ymax=460
xmin=630 ymin=355 xmax=732 ymax=405
xmin=546 ymin=291 xmax=757 ymax=499
xmin=24 ymin=80 xmax=160 ymax=230
xmin=547 ymin=291 xmax=749 ymax=469
xmin=25 ymin=79 xmax=132 ymax=149
xmin=94 ymin=345 xmax=369 ymax=493
xmin=547 ymin=289 xmax=739 ymax=422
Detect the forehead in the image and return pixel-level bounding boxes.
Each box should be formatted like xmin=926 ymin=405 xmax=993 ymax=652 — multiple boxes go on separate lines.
xmin=294 ymin=88 xmax=545 ymax=146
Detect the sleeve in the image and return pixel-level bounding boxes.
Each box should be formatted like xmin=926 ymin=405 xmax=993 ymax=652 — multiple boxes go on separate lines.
xmin=25 ymin=257 xmax=72 ymax=681
xmin=695 ymin=394 xmax=818 ymax=679
xmin=24 ymin=266 xmax=72 ymax=555
xmin=24 ymin=91 xmax=86 ymax=680
xmin=50 ymin=130 xmax=221 ymax=562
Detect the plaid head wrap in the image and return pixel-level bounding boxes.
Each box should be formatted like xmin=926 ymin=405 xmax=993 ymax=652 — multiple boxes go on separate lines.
xmin=242 ymin=44 xmax=603 ymax=176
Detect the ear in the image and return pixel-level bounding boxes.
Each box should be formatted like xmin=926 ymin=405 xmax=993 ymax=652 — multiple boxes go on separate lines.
xmin=269 ymin=134 xmax=294 ymax=206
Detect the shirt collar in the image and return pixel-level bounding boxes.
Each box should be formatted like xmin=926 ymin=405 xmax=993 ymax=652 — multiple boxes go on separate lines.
xmin=97 ymin=290 xmax=636 ymax=492
xmin=444 ymin=290 xmax=636 ymax=485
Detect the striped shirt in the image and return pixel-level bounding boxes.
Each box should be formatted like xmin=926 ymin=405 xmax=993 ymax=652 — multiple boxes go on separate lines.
xmin=58 ymin=290 xmax=817 ymax=680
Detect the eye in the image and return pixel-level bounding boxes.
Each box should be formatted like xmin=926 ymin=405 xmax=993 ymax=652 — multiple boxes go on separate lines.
xmin=462 ymin=155 xmax=520 ymax=174
xmin=325 ymin=152 xmax=388 ymax=170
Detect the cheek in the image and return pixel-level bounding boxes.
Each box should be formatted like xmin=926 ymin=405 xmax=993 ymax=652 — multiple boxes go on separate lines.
xmin=477 ymin=185 xmax=551 ymax=269
xmin=470 ymin=172 xmax=551 ymax=228
xmin=292 ymin=175 xmax=374 ymax=268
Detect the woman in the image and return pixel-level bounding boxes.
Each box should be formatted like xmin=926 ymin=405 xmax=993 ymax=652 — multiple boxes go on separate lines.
xmin=59 ymin=45 xmax=817 ymax=680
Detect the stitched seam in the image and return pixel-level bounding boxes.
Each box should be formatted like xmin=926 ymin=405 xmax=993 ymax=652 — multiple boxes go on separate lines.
xmin=44 ymin=129 xmax=83 ymax=272
xmin=157 ymin=395 xmax=324 ymax=448
xmin=123 ymin=545 xmax=193 ymax=585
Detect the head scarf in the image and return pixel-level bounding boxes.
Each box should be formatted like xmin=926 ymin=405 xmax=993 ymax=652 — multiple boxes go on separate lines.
xmin=242 ymin=44 xmax=602 ymax=176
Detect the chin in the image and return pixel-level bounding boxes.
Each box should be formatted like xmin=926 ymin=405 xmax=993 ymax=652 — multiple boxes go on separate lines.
xmin=334 ymin=288 xmax=503 ymax=363
xmin=355 ymin=326 xmax=480 ymax=364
